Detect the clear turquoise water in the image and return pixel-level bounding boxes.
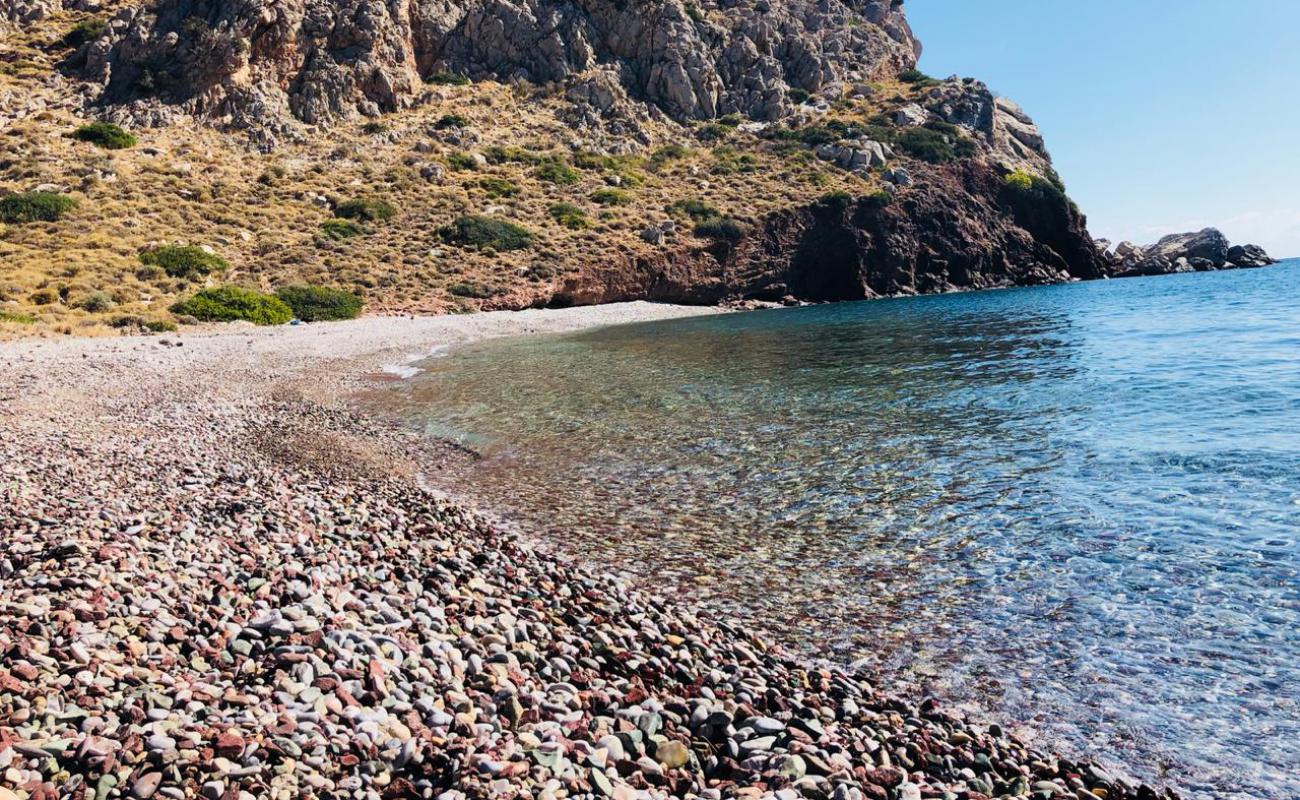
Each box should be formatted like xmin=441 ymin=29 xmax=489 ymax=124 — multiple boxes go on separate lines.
xmin=382 ymin=260 xmax=1300 ymax=799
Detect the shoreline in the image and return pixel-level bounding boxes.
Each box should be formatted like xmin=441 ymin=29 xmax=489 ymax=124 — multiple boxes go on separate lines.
xmin=1 ymin=304 xmax=1168 ymax=800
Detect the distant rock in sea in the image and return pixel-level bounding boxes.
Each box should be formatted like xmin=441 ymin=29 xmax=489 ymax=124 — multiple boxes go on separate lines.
xmin=1101 ymin=227 xmax=1278 ymax=278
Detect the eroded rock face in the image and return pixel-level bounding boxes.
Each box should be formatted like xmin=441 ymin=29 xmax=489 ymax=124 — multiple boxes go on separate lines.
xmin=89 ymin=0 xmax=920 ymax=130
xmin=549 ymin=161 xmax=1104 ymax=307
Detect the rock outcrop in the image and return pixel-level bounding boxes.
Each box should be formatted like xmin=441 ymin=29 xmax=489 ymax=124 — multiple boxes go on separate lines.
xmin=550 ymin=161 xmax=1104 ymax=307
xmin=1102 ymin=228 xmax=1277 ymax=277
xmin=85 ymin=0 xmax=920 ymax=131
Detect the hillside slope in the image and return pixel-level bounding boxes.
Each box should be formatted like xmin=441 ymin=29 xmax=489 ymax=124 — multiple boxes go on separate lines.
xmin=4 ymin=0 xmax=1099 ymax=335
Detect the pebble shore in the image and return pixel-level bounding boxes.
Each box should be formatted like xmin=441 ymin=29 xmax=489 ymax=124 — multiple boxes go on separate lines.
xmin=1 ymin=307 xmax=1176 ymax=800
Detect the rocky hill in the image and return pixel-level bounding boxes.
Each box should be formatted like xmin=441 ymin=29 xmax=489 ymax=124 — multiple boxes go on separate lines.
xmin=0 ymin=0 xmax=1273 ymax=335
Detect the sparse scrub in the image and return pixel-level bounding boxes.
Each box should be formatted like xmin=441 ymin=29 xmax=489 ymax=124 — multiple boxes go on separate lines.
xmin=0 ymin=310 xmax=38 ymax=325
xmin=139 ymin=245 xmax=229 ymax=279
xmin=439 ymin=215 xmax=534 ymax=251
xmin=72 ymin=122 xmax=137 ymax=150
xmin=0 ymin=191 xmax=76 ymax=224
xmin=447 ymin=281 xmax=500 ymax=299
xmin=171 ymin=286 xmax=293 ymax=325
xmin=276 ymin=285 xmax=363 ymax=321
xmin=78 ymin=291 xmax=116 ymax=312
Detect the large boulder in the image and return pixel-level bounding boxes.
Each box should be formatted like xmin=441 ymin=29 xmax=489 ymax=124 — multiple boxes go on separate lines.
xmin=1227 ymin=243 xmax=1276 ymax=268
xmin=1146 ymin=227 xmax=1231 ymax=266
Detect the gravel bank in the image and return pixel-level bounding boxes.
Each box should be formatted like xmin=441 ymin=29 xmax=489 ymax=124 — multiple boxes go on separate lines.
xmin=1 ymin=305 xmax=1173 ymax=800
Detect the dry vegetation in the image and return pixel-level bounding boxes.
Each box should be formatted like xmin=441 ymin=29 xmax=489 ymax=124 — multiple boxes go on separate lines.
xmin=0 ymin=8 xmax=938 ymax=338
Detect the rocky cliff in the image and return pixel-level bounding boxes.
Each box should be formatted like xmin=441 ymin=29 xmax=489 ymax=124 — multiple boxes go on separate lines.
xmin=85 ymin=0 xmax=919 ymax=131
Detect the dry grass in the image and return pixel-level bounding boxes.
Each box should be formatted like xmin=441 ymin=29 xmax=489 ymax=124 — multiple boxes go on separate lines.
xmin=0 ymin=9 xmax=932 ymax=339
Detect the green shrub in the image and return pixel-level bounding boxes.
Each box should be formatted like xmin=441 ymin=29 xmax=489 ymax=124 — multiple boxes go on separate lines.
xmin=719 ymin=113 xmax=744 ymax=127
xmin=447 ymin=281 xmax=500 ymax=299
xmin=435 ymin=113 xmax=470 ymax=129
xmin=1003 ymin=169 xmax=1069 ymax=206
xmin=335 ymin=198 xmax=396 ymax=222
xmin=685 ymin=4 xmax=705 ymax=23
xmin=478 ymin=177 xmax=519 ymax=198
xmin=899 ymin=68 xmax=937 ymax=85
xmin=320 ymin=219 xmax=364 ymax=240
xmin=447 ymin=152 xmax=480 ymax=171
xmin=72 ymin=122 xmax=137 ymax=150
xmin=590 ymin=188 xmax=631 ymax=206
xmin=62 ymin=18 xmax=106 ymax=47
xmin=572 ymin=151 xmax=616 ymax=170
xmin=0 ymin=310 xmax=38 ymax=325
xmin=820 ymin=191 xmax=854 ymax=206
xmin=895 ymin=127 xmax=956 ymax=163
xmin=361 ymin=121 xmax=390 ymax=135
xmin=693 ymin=217 xmax=748 ymax=243
xmin=78 ymin=291 xmax=115 ymax=312
xmin=484 ymin=146 xmax=546 ymax=165
xmin=139 ymin=245 xmax=228 ymax=279
xmin=110 ymin=314 xmax=175 ymax=332
xmin=439 ymin=215 xmax=534 ymax=251
xmin=534 ymin=160 xmax=580 ymax=185
xmin=788 ymin=88 xmax=811 ymax=104
xmin=171 ymin=286 xmax=293 ymax=325
xmin=650 ymin=144 xmax=691 ymax=168
xmin=668 ymin=199 xmax=721 ymax=222
xmin=0 ymin=191 xmax=76 ymax=224
xmin=428 ymin=71 xmax=470 ymax=86
xmin=276 ymin=285 xmax=363 ymax=322
xmin=548 ymin=203 xmax=589 ymax=230
xmin=695 ymin=123 xmax=730 ymax=142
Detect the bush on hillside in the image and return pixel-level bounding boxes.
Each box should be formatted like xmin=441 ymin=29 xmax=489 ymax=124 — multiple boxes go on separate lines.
xmin=276 ymin=285 xmax=363 ymax=322
xmin=478 ymin=177 xmax=519 ymax=198
xmin=78 ymin=291 xmax=115 ymax=312
xmin=72 ymin=122 xmax=137 ymax=150
xmin=428 ymin=71 xmax=470 ymax=86
xmin=0 ymin=191 xmax=76 ymax=224
xmin=62 ymin=18 xmax=106 ymax=47
xmin=439 ymin=215 xmax=533 ymax=251
xmin=171 ymin=286 xmax=293 ymax=325
xmin=590 ymin=188 xmax=631 ymax=206
xmin=898 ymin=68 xmax=938 ymax=85
xmin=0 ymin=310 xmax=38 ymax=325
xmin=320 ymin=219 xmax=364 ymax=240
xmin=446 ymin=152 xmax=480 ymax=171
xmin=693 ymin=216 xmax=748 ymax=243
xmin=668 ymin=199 xmax=721 ymax=222
xmin=548 ymin=203 xmax=589 ymax=230
xmin=139 ymin=244 xmax=228 ymax=279
xmin=534 ymin=160 xmax=581 ymax=185
xmin=435 ymin=113 xmax=469 ymax=130
xmin=335 ymin=198 xmax=396 ymax=222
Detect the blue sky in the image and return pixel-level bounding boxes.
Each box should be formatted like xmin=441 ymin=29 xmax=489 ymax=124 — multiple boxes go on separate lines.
xmin=907 ymin=0 xmax=1300 ymax=257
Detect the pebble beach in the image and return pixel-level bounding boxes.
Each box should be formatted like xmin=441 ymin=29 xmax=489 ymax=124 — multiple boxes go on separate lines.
xmin=1 ymin=305 xmax=1174 ymax=800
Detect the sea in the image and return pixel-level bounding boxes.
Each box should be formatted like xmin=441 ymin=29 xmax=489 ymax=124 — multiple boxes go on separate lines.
xmin=379 ymin=259 xmax=1300 ymax=799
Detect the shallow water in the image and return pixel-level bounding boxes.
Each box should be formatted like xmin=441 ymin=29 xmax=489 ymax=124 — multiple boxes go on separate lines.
xmin=380 ymin=261 xmax=1300 ymax=799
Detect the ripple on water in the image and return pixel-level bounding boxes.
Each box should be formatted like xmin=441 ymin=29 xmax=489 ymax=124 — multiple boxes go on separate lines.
xmin=376 ymin=262 xmax=1300 ymax=800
